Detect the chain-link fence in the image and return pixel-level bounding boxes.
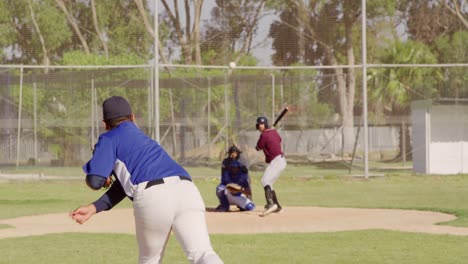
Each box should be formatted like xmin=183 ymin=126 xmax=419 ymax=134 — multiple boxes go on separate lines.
xmin=1 ymin=64 xmax=466 ymax=176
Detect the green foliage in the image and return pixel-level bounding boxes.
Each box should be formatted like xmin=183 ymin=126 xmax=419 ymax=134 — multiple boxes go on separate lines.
xmin=434 ymin=31 xmax=468 ymax=64
xmin=368 ymin=40 xmax=443 ymax=112
xmin=32 ymin=0 xmax=71 ymax=52
xmin=239 ymin=55 xmax=257 ymax=67
xmin=61 ymin=51 xmax=146 ymax=65
xmin=433 ymin=30 xmax=468 ymax=97
xmin=0 ymin=3 xmax=16 ymax=50
xmin=367 ymin=0 xmax=398 ymax=15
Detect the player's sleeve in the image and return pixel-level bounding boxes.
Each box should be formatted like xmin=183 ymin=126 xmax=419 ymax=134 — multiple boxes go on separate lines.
xmin=83 ymin=135 xmax=116 ymax=179
xmin=92 ymin=178 xmax=127 ymax=213
xmin=86 ymin=174 xmax=107 ymax=190
xmin=256 ymin=134 xmax=265 ymax=151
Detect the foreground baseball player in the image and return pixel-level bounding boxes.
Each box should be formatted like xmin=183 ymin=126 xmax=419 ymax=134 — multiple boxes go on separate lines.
xmin=215 ymin=146 xmax=254 ymax=212
xmin=70 ymin=96 xmax=223 ymax=264
xmin=255 ymin=116 xmax=287 ymax=216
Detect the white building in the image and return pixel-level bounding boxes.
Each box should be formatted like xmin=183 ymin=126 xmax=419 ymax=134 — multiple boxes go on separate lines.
xmin=411 ymin=99 xmax=468 ymax=174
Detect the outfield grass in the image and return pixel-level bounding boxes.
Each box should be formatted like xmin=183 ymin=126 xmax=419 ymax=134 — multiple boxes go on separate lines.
xmin=1 ymin=165 xmax=468 ymax=263
xmin=1 ymin=231 xmax=468 ymax=264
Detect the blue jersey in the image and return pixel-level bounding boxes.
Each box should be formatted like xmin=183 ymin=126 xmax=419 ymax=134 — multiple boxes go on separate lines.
xmin=83 ymin=121 xmax=190 ymax=198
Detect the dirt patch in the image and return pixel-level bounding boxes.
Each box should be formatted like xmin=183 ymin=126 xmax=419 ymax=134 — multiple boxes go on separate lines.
xmin=1 ymin=207 xmax=468 ymax=239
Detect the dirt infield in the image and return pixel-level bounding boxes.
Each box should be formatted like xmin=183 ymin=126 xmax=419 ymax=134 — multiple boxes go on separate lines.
xmin=2 ymin=206 xmax=468 ymax=239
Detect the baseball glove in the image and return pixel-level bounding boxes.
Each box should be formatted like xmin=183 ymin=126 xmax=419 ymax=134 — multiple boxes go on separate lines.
xmin=226 ymin=183 xmax=244 ymax=194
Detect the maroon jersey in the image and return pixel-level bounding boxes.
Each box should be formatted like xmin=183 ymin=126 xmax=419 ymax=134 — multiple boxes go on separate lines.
xmin=256 ymin=129 xmax=283 ymax=163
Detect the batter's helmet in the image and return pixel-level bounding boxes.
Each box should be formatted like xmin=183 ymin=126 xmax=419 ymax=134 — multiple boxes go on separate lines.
xmin=256 ymin=116 xmax=269 ymax=129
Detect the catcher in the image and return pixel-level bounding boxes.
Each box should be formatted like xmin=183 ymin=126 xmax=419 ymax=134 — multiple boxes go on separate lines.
xmin=215 ymin=157 xmax=255 ymax=212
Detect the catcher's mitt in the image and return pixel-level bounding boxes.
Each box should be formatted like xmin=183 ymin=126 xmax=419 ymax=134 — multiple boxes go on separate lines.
xmin=226 ymin=183 xmax=244 ymax=194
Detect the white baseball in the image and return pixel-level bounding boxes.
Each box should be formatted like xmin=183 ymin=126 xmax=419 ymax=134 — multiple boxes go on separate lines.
xmin=229 ymin=62 xmax=236 ymax=69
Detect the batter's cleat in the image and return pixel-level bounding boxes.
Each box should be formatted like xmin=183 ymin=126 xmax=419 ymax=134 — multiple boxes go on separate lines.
xmin=260 ymin=203 xmax=278 ymax=217
xmin=273 ymin=205 xmax=283 ymax=213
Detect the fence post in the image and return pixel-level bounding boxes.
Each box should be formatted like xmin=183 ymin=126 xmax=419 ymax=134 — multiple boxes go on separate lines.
xmin=361 ymin=0 xmax=369 ymax=178
xmin=224 ymin=72 xmax=229 ymax=151
xmin=33 ymin=81 xmax=37 ymax=164
xmin=16 ymin=66 xmax=24 ymax=168
xmin=207 ymin=77 xmax=211 ymax=161
xmin=271 ymin=73 xmax=275 ymax=121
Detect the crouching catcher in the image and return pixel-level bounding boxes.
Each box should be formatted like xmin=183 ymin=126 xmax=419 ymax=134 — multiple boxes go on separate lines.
xmin=216 ymin=149 xmax=255 ymax=212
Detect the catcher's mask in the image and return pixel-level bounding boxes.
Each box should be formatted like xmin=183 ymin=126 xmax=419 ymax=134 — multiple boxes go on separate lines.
xmin=256 ymin=116 xmax=269 ymax=129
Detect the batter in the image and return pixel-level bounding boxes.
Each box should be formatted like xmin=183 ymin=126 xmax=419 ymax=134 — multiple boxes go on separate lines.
xmin=70 ymin=96 xmax=223 ymax=264
xmin=255 ymin=116 xmax=287 ymax=216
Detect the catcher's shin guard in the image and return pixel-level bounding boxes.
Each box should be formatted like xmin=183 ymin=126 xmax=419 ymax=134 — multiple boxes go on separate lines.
xmin=216 ymin=185 xmax=230 ymax=211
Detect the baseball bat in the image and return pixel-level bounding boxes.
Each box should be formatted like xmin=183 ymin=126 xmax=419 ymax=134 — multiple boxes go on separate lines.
xmin=273 ymin=107 xmax=289 ymax=127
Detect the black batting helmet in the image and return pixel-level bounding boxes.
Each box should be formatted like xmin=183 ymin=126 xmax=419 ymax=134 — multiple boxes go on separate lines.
xmin=256 ymin=116 xmax=269 ymax=129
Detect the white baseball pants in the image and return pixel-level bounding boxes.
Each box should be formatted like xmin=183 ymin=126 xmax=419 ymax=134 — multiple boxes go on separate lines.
xmin=132 ymin=176 xmax=223 ymax=264
xmin=261 ymin=155 xmax=287 ymax=189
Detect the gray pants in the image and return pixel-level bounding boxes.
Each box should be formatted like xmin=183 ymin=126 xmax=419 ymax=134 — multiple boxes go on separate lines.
xmin=261 ymin=155 xmax=287 ymax=189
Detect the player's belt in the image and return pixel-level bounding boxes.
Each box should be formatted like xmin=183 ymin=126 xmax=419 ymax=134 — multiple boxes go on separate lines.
xmin=145 ymin=176 xmax=191 ymax=189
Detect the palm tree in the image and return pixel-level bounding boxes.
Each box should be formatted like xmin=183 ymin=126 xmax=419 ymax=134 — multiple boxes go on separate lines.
xmin=368 ymin=40 xmax=443 ymax=161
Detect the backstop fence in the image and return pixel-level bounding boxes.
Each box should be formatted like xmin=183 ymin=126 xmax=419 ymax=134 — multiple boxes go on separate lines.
xmin=1 ymin=64 xmax=467 ymax=176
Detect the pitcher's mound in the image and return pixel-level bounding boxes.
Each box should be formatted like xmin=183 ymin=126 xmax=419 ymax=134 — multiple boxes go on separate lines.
xmin=1 ymin=207 xmax=468 ymax=239
xmin=205 ymin=207 xmax=468 ymax=235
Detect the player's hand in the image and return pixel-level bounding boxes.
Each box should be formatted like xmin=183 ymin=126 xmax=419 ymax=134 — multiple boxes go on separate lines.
xmin=69 ymin=204 xmax=97 ymax=224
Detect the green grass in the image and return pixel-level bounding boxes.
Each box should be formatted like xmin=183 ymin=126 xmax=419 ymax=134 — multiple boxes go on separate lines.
xmin=1 ymin=231 xmax=468 ymax=264
xmin=1 ymin=165 xmax=468 ymax=263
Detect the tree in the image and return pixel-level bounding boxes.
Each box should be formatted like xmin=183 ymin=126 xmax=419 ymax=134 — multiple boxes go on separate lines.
xmin=90 ymin=0 xmax=108 ymax=58
xmin=0 ymin=0 xmax=71 ymax=65
xmin=443 ymin=0 xmax=468 ymax=29
xmin=28 ymin=0 xmax=50 ymax=69
xmin=55 ymin=0 xmax=90 ymax=54
xmin=134 ymin=0 xmax=170 ymax=64
xmin=269 ymin=1 xmax=361 ymax=152
xmin=368 ymin=40 xmax=443 ymax=160
xmin=201 ymin=0 xmax=268 ymax=65
xmin=160 ymin=0 xmax=205 ymax=64
xmin=434 ymin=30 xmax=468 ymax=98
xmin=399 ymin=0 xmax=465 ymax=45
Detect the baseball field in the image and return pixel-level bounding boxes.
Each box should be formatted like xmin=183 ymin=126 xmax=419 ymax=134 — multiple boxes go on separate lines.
xmin=1 ymin=166 xmax=468 ymax=263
